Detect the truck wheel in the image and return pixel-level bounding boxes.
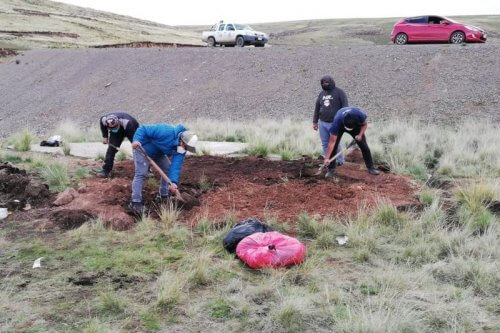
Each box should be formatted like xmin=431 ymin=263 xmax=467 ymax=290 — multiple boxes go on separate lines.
xmin=236 ymin=36 xmax=245 ymax=47
xmin=207 ymin=37 xmax=215 ymax=47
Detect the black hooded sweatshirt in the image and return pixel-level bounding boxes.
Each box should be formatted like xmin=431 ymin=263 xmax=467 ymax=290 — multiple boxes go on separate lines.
xmin=313 ymin=75 xmax=348 ymax=123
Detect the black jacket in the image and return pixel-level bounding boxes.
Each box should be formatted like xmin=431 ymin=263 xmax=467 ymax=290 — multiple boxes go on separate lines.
xmin=100 ymin=112 xmax=139 ymax=142
xmin=313 ymin=76 xmax=348 ymax=123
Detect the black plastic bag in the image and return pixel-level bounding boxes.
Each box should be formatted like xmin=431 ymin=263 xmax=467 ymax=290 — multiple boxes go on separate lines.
xmin=223 ymin=218 xmax=274 ymax=253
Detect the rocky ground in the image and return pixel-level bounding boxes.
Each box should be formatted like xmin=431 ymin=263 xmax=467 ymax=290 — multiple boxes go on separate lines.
xmin=0 ymin=43 xmax=499 ymax=137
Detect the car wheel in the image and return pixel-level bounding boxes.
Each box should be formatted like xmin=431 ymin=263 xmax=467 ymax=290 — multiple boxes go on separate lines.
xmin=394 ymin=33 xmax=408 ymax=45
xmin=450 ymin=31 xmax=465 ymax=44
xmin=207 ymin=37 xmax=215 ymax=47
xmin=236 ymin=36 xmax=245 ymax=47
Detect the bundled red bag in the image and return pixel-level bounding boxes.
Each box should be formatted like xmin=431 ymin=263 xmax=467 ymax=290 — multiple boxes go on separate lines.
xmin=236 ymin=231 xmax=306 ymax=269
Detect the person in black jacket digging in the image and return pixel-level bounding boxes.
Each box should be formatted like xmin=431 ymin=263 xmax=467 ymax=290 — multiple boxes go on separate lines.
xmin=98 ymin=112 xmax=139 ymax=178
xmin=313 ymin=75 xmax=349 ymax=164
xmin=323 ymin=107 xmax=380 ymax=178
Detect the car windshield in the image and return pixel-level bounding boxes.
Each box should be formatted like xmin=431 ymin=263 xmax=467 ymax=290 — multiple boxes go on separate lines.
xmin=235 ymin=24 xmax=252 ymax=30
xmin=442 ymin=17 xmax=458 ymax=23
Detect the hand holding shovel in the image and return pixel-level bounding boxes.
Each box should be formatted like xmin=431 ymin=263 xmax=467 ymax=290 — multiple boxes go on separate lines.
xmin=315 ymin=140 xmax=357 ymax=176
xmin=109 ymin=143 xmax=185 ymax=202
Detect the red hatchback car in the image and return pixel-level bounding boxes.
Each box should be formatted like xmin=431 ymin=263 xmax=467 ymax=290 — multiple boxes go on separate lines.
xmin=391 ymin=16 xmax=487 ymax=44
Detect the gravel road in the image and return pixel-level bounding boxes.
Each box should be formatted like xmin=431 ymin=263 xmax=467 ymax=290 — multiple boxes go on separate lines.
xmin=0 ymin=43 xmax=499 ymax=137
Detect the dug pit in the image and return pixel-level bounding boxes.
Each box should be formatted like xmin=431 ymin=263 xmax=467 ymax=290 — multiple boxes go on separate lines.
xmin=52 ymin=153 xmax=419 ymax=229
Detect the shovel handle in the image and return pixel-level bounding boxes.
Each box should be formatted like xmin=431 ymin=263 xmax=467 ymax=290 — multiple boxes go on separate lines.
xmin=135 ymin=146 xmax=185 ymax=202
xmin=317 ymin=140 xmax=357 ymax=174
xmin=109 ymin=143 xmax=185 ymax=202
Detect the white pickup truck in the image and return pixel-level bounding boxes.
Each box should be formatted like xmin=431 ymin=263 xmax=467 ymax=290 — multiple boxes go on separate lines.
xmin=201 ymin=22 xmax=269 ymax=47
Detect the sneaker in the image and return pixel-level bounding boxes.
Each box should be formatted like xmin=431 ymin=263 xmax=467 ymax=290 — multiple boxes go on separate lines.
xmin=368 ymin=168 xmax=380 ymax=175
xmin=97 ymin=170 xmax=110 ymax=178
xmin=325 ymin=170 xmax=335 ymax=179
xmin=128 ymin=201 xmax=144 ymax=215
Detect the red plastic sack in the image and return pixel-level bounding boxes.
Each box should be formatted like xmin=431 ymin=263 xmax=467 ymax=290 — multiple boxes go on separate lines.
xmin=236 ymin=231 xmax=306 ymax=269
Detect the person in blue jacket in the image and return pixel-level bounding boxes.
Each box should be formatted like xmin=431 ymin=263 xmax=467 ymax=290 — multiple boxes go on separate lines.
xmin=128 ymin=123 xmax=197 ymax=214
xmin=323 ymin=107 xmax=380 ymax=178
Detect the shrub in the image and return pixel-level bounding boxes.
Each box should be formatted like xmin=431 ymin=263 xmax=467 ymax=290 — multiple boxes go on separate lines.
xmin=198 ymin=173 xmax=211 ymax=191
xmin=99 ymin=292 xmax=125 ymax=315
xmin=297 ymin=212 xmax=319 ymax=239
xmin=2 ymin=154 xmax=23 ymax=163
xmin=10 ymin=129 xmax=35 ymax=152
xmin=41 ymin=163 xmax=70 ymax=191
xmin=156 ymin=271 xmax=184 ymax=311
xmin=374 ymin=203 xmax=403 ymax=228
xmin=62 ymin=142 xmax=71 ymax=156
xmin=246 ymin=143 xmax=269 ymax=157
xmin=279 ymin=147 xmax=296 ymax=161
xmin=456 ymin=183 xmax=495 ymax=213
xmin=275 ymin=301 xmax=304 ymax=333
xmin=209 ymin=298 xmax=233 ymax=319
xmin=158 ymin=201 xmax=180 ymax=227
xmin=116 ymin=151 xmax=127 ymax=161
xmin=419 ymin=189 xmax=436 ymax=206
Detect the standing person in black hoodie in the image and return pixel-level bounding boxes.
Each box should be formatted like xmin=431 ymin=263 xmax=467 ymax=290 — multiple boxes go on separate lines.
xmin=98 ymin=112 xmax=139 ymax=178
xmin=313 ymin=75 xmax=349 ymax=164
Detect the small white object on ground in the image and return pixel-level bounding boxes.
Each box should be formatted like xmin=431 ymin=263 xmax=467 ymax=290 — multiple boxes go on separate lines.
xmin=336 ymin=235 xmax=349 ymax=245
xmin=0 ymin=208 xmax=8 ymax=220
xmin=23 ymin=203 xmax=32 ymax=211
xmin=33 ymin=257 xmax=43 ymax=268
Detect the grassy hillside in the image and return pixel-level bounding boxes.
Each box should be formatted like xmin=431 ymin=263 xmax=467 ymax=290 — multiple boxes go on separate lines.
xmin=2 ymin=0 xmax=498 ymax=50
xmin=0 ymin=0 xmax=202 ymax=50
xmin=188 ymin=15 xmax=500 ymax=46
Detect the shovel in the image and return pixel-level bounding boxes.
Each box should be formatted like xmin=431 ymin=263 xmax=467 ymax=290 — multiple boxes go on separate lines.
xmin=108 ymin=143 xmax=185 ymax=202
xmin=315 ymin=140 xmax=357 ymax=176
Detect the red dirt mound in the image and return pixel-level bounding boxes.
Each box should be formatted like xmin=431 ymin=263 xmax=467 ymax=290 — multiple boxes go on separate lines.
xmin=59 ymin=156 xmax=418 ymax=228
xmin=3 ymin=155 xmax=419 ymax=230
xmin=184 ymin=156 xmax=419 ymax=222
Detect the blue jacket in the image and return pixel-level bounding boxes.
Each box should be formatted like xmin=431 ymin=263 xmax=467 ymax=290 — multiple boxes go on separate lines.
xmin=133 ymin=124 xmax=187 ymax=184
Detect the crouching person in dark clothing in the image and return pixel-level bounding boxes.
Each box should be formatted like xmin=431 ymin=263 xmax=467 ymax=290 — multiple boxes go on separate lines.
xmin=324 ymin=107 xmax=380 ymax=178
xmin=99 ymin=112 xmax=140 ymax=178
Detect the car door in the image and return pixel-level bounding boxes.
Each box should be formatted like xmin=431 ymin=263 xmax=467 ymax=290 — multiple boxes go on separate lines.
xmin=406 ymin=16 xmax=428 ymax=41
xmin=225 ymin=24 xmax=237 ymax=43
xmin=425 ymin=16 xmax=449 ymax=41
xmin=215 ymin=24 xmax=225 ymax=43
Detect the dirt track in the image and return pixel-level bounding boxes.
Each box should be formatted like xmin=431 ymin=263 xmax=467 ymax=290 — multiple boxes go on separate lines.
xmin=0 ymin=44 xmax=499 ymax=137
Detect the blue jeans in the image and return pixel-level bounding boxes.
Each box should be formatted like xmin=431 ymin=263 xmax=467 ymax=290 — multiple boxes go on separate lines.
xmin=131 ymin=150 xmax=170 ymax=203
xmin=319 ymin=120 xmax=344 ymax=164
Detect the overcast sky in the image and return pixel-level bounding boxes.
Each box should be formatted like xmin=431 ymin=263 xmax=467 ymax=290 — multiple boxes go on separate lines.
xmin=56 ymin=0 xmax=500 ymax=25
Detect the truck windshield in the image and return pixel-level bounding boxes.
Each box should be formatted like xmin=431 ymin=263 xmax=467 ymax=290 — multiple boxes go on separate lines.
xmin=235 ymin=24 xmax=252 ymax=30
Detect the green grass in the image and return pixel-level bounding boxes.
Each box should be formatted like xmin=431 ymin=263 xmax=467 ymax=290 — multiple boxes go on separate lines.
xmin=116 ymin=151 xmax=127 ymax=161
xmin=6 ymin=129 xmax=36 ymax=152
xmin=1 ymin=154 xmax=23 ymax=163
xmin=1 ymin=119 xmax=500 ymax=332
xmin=62 ymin=142 xmax=71 ymax=156
xmin=41 ymin=162 xmax=70 ymax=192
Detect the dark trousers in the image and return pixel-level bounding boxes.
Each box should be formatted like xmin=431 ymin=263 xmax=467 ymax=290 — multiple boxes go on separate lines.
xmin=328 ymin=129 xmax=374 ymax=171
xmin=103 ymin=133 xmax=125 ymax=173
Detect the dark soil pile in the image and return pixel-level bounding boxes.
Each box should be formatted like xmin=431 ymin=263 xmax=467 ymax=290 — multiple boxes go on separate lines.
xmin=0 ymin=163 xmax=50 ymax=210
